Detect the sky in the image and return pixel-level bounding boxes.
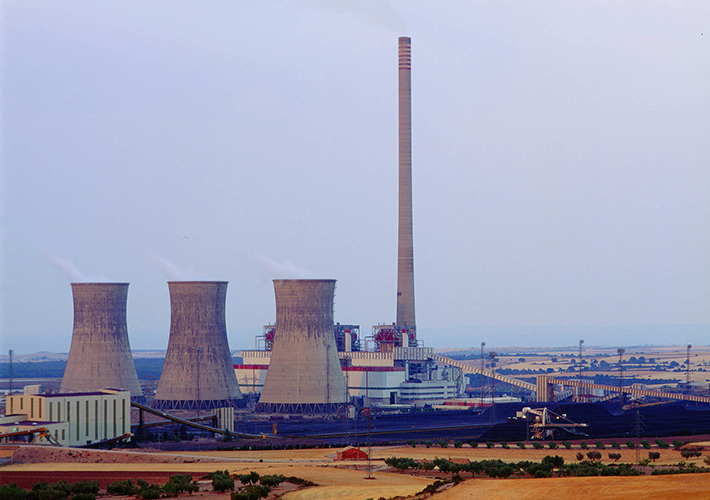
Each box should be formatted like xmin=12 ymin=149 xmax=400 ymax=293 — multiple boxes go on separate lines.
xmin=1 ymin=1 xmax=709 ymax=354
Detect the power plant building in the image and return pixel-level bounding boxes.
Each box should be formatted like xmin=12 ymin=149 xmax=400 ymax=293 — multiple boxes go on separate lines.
xmin=153 ymin=281 xmax=243 ymax=410
xmin=4 ymin=388 xmax=131 ymax=446
xmin=60 ymin=283 xmax=144 ymax=402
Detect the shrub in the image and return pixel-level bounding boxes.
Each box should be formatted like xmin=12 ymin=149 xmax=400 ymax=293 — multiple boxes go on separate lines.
xmin=548 ymin=442 xmax=558 ymax=449
xmin=107 ymin=480 xmax=139 ymax=496
xmin=542 ymin=455 xmax=564 ymax=468
xmin=576 ymin=452 xmax=584 ymax=461
xmin=259 ymin=475 xmax=284 ymax=488
xmin=655 ymin=439 xmax=670 ymax=449
xmin=486 ymin=441 xmax=495 ymax=449
xmin=681 ymin=449 xmax=702 ymax=459
xmin=517 ymin=442 xmax=526 ymax=449
xmin=0 ymin=483 xmax=28 ymax=500
xmin=70 ymin=482 xmax=99 ymax=496
xmin=71 ymin=494 xmax=96 ymax=500
xmin=163 ymin=474 xmax=198 ymax=497
xmin=438 ymin=440 xmax=448 ymax=448
xmin=425 ymin=440 xmax=432 ymax=448
xmin=640 ymin=440 xmax=651 ymax=449
xmin=284 ymin=476 xmax=317 ymax=487
xmin=136 ymin=480 xmax=163 ymax=500
xmin=610 ymin=440 xmax=621 ymax=449
xmin=673 ymin=440 xmax=685 ymax=449
xmin=454 ymin=441 xmax=463 ymax=449
xmin=212 ymin=471 xmax=235 ymax=492
xmin=532 ymin=442 xmax=543 ymax=450
xmin=501 ymin=441 xmax=509 ymax=449
xmin=408 ymin=440 xmax=417 ymax=448
xmin=626 ymin=440 xmax=636 ymax=449
xmin=594 ymin=441 xmax=606 ymax=450
xmin=238 ymin=472 xmax=260 ymax=486
xmin=580 ymin=442 xmax=588 ymax=450
xmin=467 ymin=440 xmax=478 ymax=448
xmin=230 ymin=485 xmax=270 ymax=500
xmin=562 ymin=441 xmax=572 ymax=450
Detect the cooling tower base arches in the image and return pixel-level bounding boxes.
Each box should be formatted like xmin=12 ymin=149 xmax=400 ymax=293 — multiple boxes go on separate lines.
xmin=255 ymin=402 xmax=344 ymax=414
xmin=152 ymin=398 xmax=244 ymax=411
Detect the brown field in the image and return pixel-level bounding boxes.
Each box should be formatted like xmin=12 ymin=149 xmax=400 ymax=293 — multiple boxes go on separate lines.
xmin=4 ymin=443 xmax=710 ymax=499
xmin=454 ymin=345 xmax=710 ymax=388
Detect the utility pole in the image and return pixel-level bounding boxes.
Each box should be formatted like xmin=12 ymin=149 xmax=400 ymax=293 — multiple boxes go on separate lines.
xmin=617 ymin=348 xmax=625 ymax=411
xmin=196 ymin=346 xmax=203 ymax=416
xmin=8 ymin=350 xmax=13 ymax=397
xmin=577 ymin=340 xmax=584 ymax=402
xmin=489 ymin=351 xmax=497 ymax=425
xmin=480 ymin=342 xmax=486 ymax=405
xmin=686 ymin=344 xmax=692 ymax=394
xmin=634 ymin=410 xmax=643 ymax=464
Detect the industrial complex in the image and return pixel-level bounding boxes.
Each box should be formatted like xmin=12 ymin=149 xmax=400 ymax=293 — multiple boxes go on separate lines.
xmin=3 ymin=37 xmax=710 ymax=449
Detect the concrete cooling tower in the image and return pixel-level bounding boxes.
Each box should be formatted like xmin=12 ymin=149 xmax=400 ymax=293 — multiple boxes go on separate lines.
xmin=257 ymin=279 xmax=347 ymax=413
xmin=153 ymin=281 xmax=242 ymax=410
xmin=60 ymin=283 xmax=144 ymax=401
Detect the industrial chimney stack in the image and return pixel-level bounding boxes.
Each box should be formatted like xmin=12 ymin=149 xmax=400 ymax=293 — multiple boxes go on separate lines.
xmin=257 ymin=279 xmax=347 ymax=413
xmin=60 ymin=283 xmax=144 ymax=401
xmin=153 ymin=281 xmax=242 ymax=410
xmin=397 ymin=36 xmax=416 ymax=338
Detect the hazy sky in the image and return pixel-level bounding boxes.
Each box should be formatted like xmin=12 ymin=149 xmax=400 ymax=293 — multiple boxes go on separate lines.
xmin=2 ymin=1 xmax=709 ymax=354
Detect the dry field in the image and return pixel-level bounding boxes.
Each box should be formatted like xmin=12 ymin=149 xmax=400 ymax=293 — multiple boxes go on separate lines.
xmin=455 ymin=345 xmax=710 ymax=388
xmin=5 ymin=444 xmax=710 ymax=500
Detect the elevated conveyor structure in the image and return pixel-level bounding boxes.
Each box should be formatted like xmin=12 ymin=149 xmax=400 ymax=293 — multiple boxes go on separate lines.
xmin=131 ymin=401 xmax=264 ymax=439
xmin=537 ymin=376 xmax=710 ymax=403
xmin=432 ymin=354 xmax=536 ymax=391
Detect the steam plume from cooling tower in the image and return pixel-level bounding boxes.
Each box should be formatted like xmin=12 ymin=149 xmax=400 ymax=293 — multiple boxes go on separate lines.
xmin=146 ymin=250 xmax=206 ymax=281
xmin=252 ymin=253 xmax=316 ymax=279
xmin=43 ymin=251 xmax=109 ymax=282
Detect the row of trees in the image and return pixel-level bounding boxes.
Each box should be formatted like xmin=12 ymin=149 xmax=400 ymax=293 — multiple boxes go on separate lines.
xmin=385 ymin=455 xmax=642 ymax=478
xmin=0 ymin=471 xmax=318 ymax=500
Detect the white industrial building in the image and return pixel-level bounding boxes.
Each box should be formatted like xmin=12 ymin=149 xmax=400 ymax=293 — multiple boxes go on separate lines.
xmin=3 ymin=387 xmax=131 ymax=446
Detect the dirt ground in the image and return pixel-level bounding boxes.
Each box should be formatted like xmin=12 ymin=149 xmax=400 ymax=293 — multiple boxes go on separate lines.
xmin=3 ymin=443 xmax=710 ymax=500
xmin=433 ymin=474 xmax=710 ymax=500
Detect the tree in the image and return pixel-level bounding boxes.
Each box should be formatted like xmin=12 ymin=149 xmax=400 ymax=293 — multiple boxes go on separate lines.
xmin=238 ymin=472 xmax=260 ymax=486
xmin=163 ymin=474 xmax=199 ymax=497
xmin=586 ymin=451 xmax=602 ymax=462
xmin=542 ymin=455 xmax=564 ymax=468
xmin=212 ymin=471 xmax=235 ymax=492
xmin=608 ymin=453 xmax=621 ymax=462
xmin=648 ymin=451 xmax=660 ymax=462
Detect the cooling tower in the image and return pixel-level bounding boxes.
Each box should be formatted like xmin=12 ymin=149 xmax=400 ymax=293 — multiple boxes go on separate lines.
xmin=397 ymin=36 xmax=416 ymax=337
xmin=257 ymin=279 xmax=347 ymax=413
xmin=60 ymin=283 xmax=144 ymax=401
xmin=153 ymin=281 xmax=242 ymax=410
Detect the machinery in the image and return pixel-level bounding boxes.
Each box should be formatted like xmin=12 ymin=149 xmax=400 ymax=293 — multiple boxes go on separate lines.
xmin=517 ymin=407 xmax=588 ymax=440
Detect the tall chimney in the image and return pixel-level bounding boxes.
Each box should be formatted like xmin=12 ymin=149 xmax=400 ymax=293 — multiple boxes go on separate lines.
xmin=60 ymin=283 xmax=144 ymax=401
xmin=397 ymin=36 xmax=416 ymax=334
